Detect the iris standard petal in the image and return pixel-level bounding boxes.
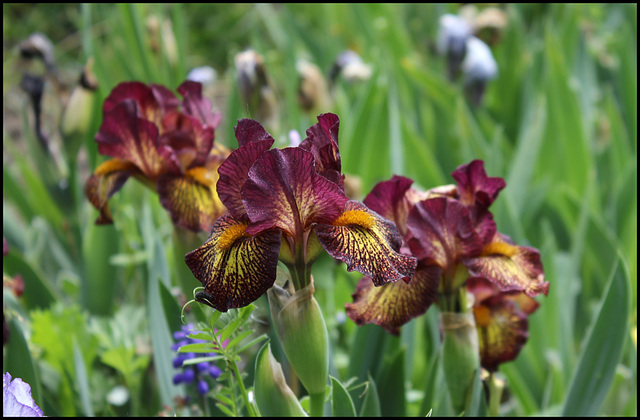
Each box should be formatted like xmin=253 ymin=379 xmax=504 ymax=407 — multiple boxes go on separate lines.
xmin=345 ymin=263 xmax=441 ymax=335
xmin=102 ymin=81 xmax=179 ymax=127
xmin=160 ymin=111 xmax=214 ymax=169
xmin=217 ymin=138 xmax=274 ymax=220
xmin=299 ymin=113 xmax=343 ymax=188
xmin=95 ymin=101 xmax=170 ymax=179
xmin=177 ymin=80 xmax=221 ymax=129
xmin=242 ymin=147 xmax=348 ymax=237
xmin=451 ymin=159 xmax=505 ymax=209
xmin=184 ymin=214 xmax=282 ymax=311
xmin=407 ymin=197 xmax=483 ymax=269
xmin=85 ymin=159 xmax=140 ymax=224
xmin=234 ymin=118 xmax=276 ymax=148
xmin=315 ymin=201 xmax=417 ymax=286
xmin=463 ymin=234 xmax=548 ymax=297
xmin=363 ymin=175 xmax=416 ymax=236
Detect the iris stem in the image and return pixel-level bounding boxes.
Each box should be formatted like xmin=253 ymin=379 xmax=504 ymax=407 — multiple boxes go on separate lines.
xmin=309 ymin=391 xmax=325 ymax=417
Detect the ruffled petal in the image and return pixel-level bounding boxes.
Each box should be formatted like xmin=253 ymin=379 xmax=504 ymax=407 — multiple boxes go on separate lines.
xmin=315 ymin=201 xmax=417 ymax=286
xmin=345 ymin=263 xmax=440 ymax=335
xmin=407 ymin=197 xmax=483 ymax=269
xmin=468 ymin=278 xmax=531 ymax=372
xmin=102 ymin=81 xmax=179 ymax=127
xmin=95 ymin=101 xmax=169 ymax=179
xmin=85 ymin=159 xmax=139 ymax=224
xmin=363 ymin=175 xmax=417 ymax=237
xmin=242 ymin=147 xmax=348 ymax=237
xmin=234 ymin=118 xmax=276 ymax=148
xmin=217 ymin=138 xmax=274 ymax=220
xmin=463 ymin=234 xmax=548 ymax=297
xmin=177 ymin=80 xmax=221 ymax=128
xmin=451 ymin=159 xmax=505 ymax=209
xmin=184 ymin=214 xmax=282 ymax=311
xmin=160 ymin=111 xmax=214 ymax=168
xmin=157 ymin=165 xmax=226 ymax=233
xmin=299 ymin=113 xmax=343 ymax=188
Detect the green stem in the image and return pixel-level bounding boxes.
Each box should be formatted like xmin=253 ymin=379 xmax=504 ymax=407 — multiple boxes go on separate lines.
xmin=309 ymin=391 xmax=325 ymax=417
xmin=231 ymin=359 xmax=257 ymax=417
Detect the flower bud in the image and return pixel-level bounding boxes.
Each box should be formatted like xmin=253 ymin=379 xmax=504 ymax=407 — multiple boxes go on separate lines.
xmin=60 ymin=58 xmax=98 ymax=142
xmin=267 ymin=279 xmax=328 ymax=397
xmin=440 ymin=311 xmax=480 ymax=414
xmin=254 ymin=342 xmax=308 ymax=417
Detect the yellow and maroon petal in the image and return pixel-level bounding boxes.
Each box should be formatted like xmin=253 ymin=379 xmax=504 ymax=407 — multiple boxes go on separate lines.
xmin=160 ymin=111 xmax=214 ymax=168
xmin=407 ymin=197 xmax=484 ymax=269
xmin=242 ymin=147 xmax=348 ymax=237
xmin=463 ymin=234 xmax=548 ymax=297
xmin=345 ymin=263 xmax=440 ymax=335
xmin=184 ymin=214 xmax=282 ymax=311
xmin=95 ymin=101 xmax=171 ymax=179
xmin=85 ymin=159 xmax=140 ymax=225
xmin=473 ymin=297 xmax=529 ymax=372
xmin=314 ymin=201 xmax=417 ymax=286
xmin=157 ymin=165 xmax=227 ymax=233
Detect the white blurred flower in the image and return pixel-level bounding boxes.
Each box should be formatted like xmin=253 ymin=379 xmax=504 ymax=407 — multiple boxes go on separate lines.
xmin=329 ymin=50 xmax=372 ymax=86
xmin=461 ymin=36 xmax=498 ymax=83
xmin=187 ymin=65 xmax=218 ymax=85
xmin=437 ymin=13 xmax=473 ymax=80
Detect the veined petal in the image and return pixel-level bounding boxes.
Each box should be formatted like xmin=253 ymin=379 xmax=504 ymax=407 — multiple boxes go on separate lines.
xmin=177 ymin=80 xmax=222 ymax=129
xmin=299 ymin=113 xmax=343 ymax=188
xmin=157 ymin=165 xmax=226 ymax=233
xmin=463 ymin=234 xmax=548 ymax=297
xmin=314 ymin=201 xmax=417 ymax=286
xmin=242 ymin=147 xmax=348 ymax=237
xmin=217 ymin=138 xmax=274 ymax=220
xmin=345 ymin=263 xmax=440 ymax=335
xmin=363 ymin=175 xmax=416 ymax=237
xmin=95 ymin=101 xmax=168 ymax=179
xmin=234 ymin=118 xmax=275 ymax=148
xmin=85 ymin=159 xmax=139 ymax=224
xmin=407 ymin=197 xmax=483 ymax=269
xmin=451 ymin=160 xmax=505 ymax=209
xmin=184 ymin=214 xmax=282 ymax=311
xmin=468 ymin=278 xmax=530 ymax=372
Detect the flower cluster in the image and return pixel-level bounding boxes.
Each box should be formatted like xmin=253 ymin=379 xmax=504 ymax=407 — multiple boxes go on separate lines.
xmin=85 ymin=80 xmax=229 ymax=232
xmin=171 ymin=324 xmax=224 ymax=396
xmin=346 ymin=160 xmax=548 ymax=368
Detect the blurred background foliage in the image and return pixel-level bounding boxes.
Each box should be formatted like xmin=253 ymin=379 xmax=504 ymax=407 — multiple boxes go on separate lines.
xmin=3 ymin=3 xmax=636 ymax=417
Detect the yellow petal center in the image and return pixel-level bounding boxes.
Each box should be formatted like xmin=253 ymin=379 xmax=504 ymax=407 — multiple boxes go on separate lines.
xmin=332 ymin=209 xmax=375 ymax=229
xmin=217 ymin=223 xmax=249 ymax=251
xmin=94 ymin=159 xmax=138 ymax=175
xmin=186 ymin=166 xmax=215 ymax=188
xmin=480 ymin=241 xmax=518 ymax=258
xmin=473 ymin=305 xmax=492 ymax=327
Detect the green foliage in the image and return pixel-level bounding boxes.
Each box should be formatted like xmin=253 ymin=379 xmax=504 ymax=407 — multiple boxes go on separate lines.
xmin=2 ymin=3 xmax=636 ymax=417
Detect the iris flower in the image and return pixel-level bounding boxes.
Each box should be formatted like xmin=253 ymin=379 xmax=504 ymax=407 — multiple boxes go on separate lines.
xmin=85 ymin=80 xmax=229 ymax=232
xmin=185 ymin=113 xmax=416 ymax=311
xmin=346 ymin=160 xmax=548 ymax=334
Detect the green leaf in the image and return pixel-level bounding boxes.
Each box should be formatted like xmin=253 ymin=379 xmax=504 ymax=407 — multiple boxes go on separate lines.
xmin=562 ymin=256 xmax=631 ymax=416
xmin=359 ymin=373 xmax=382 ymax=417
xmin=72 ymin=340 xmax=94 ymax=416
xmin=3 ymin=317 xmax=42 ymax=408
xmin=375 ymin=346 xmax=406 ymax=417
xmin=330 ymin=376 xmax=357 ymax=417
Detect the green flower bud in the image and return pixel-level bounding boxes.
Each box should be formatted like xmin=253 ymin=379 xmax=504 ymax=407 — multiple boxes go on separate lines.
xmin=440 ymin=311 xmax=480 ymax=414
xmin=268 ymin=278 xmax=329 ymax=397
xmin=254 ymin=342 xmax=308 ymax=417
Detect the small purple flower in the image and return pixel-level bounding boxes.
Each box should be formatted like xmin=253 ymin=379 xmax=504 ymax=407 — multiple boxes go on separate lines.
xmin=171 ymin=323 xmax=223 ymax=397
xmin=3 ymin=372 xmax=43 ymax=417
